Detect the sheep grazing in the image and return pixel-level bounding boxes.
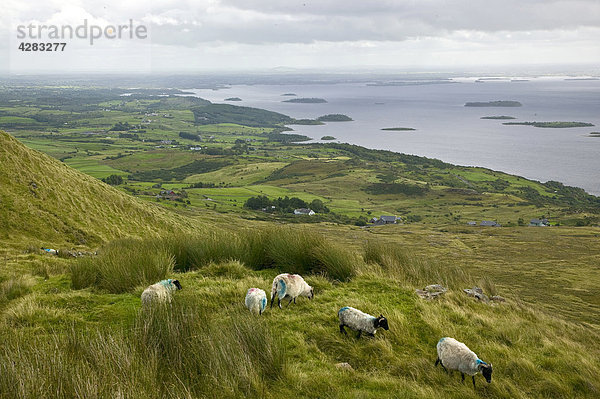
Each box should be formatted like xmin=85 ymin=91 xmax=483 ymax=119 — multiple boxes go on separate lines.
xmin=338 ymin=307 xmax=389 ymax=339
xmin=141 ymin=279 xmax=182 ymax=306
xmin=435 ymin=337 xmax=493 ymax=388
xmin=41 ymin=247 xmax=57 ymax=255
xmin=270 ymin=273 xmax=314 ymax=309
xmin=245 ymin=288 xmax=267 ymax=315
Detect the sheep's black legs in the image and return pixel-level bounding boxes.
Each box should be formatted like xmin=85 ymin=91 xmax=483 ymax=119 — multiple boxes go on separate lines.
xmin=286 ymin=298 xmax=293 ymax=307
xmin=293 ymin=298 xmax=296 ymax=304
xmin=277 ymin=298 xmax=282 ymax=309
xmin=270 ymin=294 xmax=275 ymax=308
xmin=339 ymin=324 xmax=347 ymax=335
xmin=461 ymin=373 xmax=465 ymax=382
xmin=472 ymin=376 xmax=476 ymax=388
xmin=356 ymin=331 xmax=362 ymax=339
xmin=436 ymin=358 xmax=448 ymax=373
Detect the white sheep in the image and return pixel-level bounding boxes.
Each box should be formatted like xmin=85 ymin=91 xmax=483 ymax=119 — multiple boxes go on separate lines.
xmin=270 ymin=273 xmax=314 ymax=309
xmin=141 ymin=279 xmax=182 ymax=306
xmin=435 ymin=337 xmax=493 ymax=388
xmin=245 ymin=288 xmax=267 ymax=315
xmin=338 ymin=306 xmax=389 ymax=338
xmin=41 ymin=247 xmax=57 ymax=255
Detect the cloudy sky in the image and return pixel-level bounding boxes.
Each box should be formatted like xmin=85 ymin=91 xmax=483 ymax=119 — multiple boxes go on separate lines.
xmin=2 ymin=0 xmax=599 ymax=74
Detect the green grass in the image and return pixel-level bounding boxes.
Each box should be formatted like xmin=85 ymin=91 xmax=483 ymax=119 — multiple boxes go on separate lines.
xmin=70 ymin=238 xmax=175 ymax=293
xmin=184 ymin=162 xmax=287 ymax=185
xmin=78 ymin=227 xmax=357 ymax=283
xmin=0 ymin=301 xmax=286 ymax=398
xmin=64 ymin=157 xmax=127 ymax=178
xmin=0 ymin=131 xmax=193 ymax=246
xmin=2 ymin=247 xmax=599 ymax=398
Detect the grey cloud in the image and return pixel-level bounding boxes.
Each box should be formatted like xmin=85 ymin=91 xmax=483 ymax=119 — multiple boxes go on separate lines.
xmin=140 ymin=0 xmax=600 ymax=46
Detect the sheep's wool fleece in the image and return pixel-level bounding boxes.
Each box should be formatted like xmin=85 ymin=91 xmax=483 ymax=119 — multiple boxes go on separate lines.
xmin=272 ymin=273 xmax=310 ymax=298
xmin=437 ymin=337 xmax=481 ymax=376
xmin=141 ymin=281 xmax=174 ymax=305
xmin=338 ymin=307 xmax=378 ymax=335
xmin=245 ymin=288 xmax=267 ymax=314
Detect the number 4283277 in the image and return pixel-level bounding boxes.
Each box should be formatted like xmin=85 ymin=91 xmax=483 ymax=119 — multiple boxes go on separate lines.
xmin=18 ymin=43 xmax=66 ymax=51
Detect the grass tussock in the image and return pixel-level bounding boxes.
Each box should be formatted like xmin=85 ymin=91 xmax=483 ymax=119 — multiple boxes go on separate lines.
xmin=0 ymin=275 xmax=35 ymax=303
xmin=363 ymin=240 xmax=468 ymax=287
xmin=0 ymin=299 xmax=287 ymax=399
xmin=70 ymin=238 xmax=174 ymax=293
xmin=72 ymin=227 xmax=357 ymax=292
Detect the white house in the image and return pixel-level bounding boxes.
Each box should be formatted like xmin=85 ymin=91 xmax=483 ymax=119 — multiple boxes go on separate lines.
xmin=294 ymin=208 xmax=315 ymax=216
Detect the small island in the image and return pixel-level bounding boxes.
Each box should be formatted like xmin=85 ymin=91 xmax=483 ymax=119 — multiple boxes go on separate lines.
xmin=481 ymin=116 xmax=516 ymax=120
xmin=465 ymin=101 xmax=522 ymax=107
xmin=283 ymin=98 xmax=327 ymax=103
xmin=321 ymin=136 xmax=336 ymax=140
xmin=289 ymin=119 xmax=324 ymax=125
xmin=503 ymin=121 xmax=594 ymax=128
xmin=317 ymin=114 xmax=353 ymax=122
xmin=281 ymin=93 xmax=297 ymax=96
xmin=224 ymin=97 xmax=242 ymax=101
xmin=381 ymin=127 xmax=416 ymax=131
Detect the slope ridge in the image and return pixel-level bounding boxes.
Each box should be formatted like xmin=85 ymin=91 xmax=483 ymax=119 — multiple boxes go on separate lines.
xmin=0 ymin=131 xmax=190 ymax=246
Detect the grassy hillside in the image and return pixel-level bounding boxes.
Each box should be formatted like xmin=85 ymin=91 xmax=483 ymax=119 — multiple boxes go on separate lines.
xmin=0 ymin=229 xmax=598 ymax=398
xmin=0 ymin=131 xmax=195 ymax=247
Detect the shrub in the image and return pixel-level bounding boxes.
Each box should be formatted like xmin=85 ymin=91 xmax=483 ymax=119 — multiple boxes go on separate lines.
xmin=102 ymin=174 xmax=124 ymax=185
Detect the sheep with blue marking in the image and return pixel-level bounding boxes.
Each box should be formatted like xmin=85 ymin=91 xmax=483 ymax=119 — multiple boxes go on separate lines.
xmin=338 ymin=306 xmax=389 ymax=339
xmin=245 ymin=288 xmax=267 ymax=315
xmin=270 ymin=273 xmax=314 ymax=309
xmin=41 ymin=247 xmax=57 ymax=255
xmin=435 ymin=337 xmax=493 ymax=388
xmin=141 ymin=279 xmax=182 ymax=306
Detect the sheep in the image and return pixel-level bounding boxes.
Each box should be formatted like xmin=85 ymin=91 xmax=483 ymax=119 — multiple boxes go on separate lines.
xmin=338 ymin=307 xmax=389 ymax=339
xmin=141 ymin=279 xmax=182 ymax=306
xmin=41 ymin=247 xmax=57 ymax=255
xmin=245 ymin=288 xmax=267 ymax=315
xmin=270 ymin=273 xmax=314 ymax=309
xmin=435 ymin=337 xmax=493 ymax=388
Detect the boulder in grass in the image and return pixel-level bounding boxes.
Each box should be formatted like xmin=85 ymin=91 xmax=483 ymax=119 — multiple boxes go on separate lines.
xmin=463 ymin=287 xmax=490 ymax=303
xmin=416 ymin=284 xmax=448 ymax=300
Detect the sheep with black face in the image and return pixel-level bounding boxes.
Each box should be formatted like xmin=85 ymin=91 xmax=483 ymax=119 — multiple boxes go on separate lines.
xmin=435 ymin=337 xmax=493 ymax=388
xmin=141 ymin=279 xmax=182 ymax=306
xmin=338 ymin=307 xmax=389 ymax=339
